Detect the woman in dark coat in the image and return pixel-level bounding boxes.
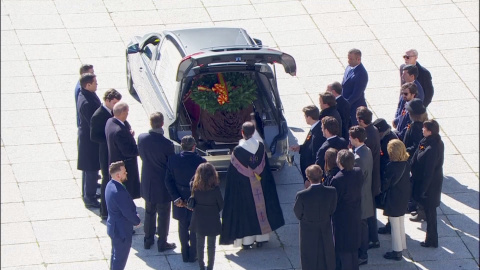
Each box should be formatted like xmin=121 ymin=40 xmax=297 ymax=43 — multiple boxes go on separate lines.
xmin=411 ymin=120 xmax=444 ymax=248
xmin=189 ymin=163 xmax=224 ymax=270
xmin=331 ymin=149 xmax=363 ymax=270
xmin=382 ymin=139 xmax=411 ymax=261
xmin=323 ymin=148 xmax=340 ymax=186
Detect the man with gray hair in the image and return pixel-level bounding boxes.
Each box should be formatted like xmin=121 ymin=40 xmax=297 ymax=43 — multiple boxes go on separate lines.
xmin=400 ymin=49 xmax=434 ymax=107
xmin=105 ymin=101 xmax=141 ymax=199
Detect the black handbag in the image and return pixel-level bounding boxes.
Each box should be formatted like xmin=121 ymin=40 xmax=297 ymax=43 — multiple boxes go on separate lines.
xmin=376 ymin=164 xmax=406 ymax=209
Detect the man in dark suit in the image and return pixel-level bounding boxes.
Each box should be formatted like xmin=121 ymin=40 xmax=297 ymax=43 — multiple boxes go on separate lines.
xmin=342 ymin=48 xmax=369 ymax=126
xmin=77 ymin=73 xmax=101 ymax=208
xmin=90 ymin=88 xmax=122 ymax=219
xmin=138 ymin=112 xmax=176 ymax=252
xmin=401 ymin=64 xmax=424 ymax=102
xmin=349 ymin=126 xmax=374 ymax=266
xmin=105 ymin=161 xmax=141 ymax=270
xmin=75 ymin=64 xmax=94 ymax=128
xmin=105 ymin=101 xmax=141 ymax=199
xmin=400 ymin=49 xmax=434 ymax=107
xmin=294 ymin=164 xmax=337 ymax=270
xmin=315 ymin=116 xmax=348 ymax=171
xmin=290 ymin=105 xmax=324 ymax=185
xmin=393 ymin=83 xmax=419 ymax=140
xmin=165 ymin=136 xmax=206 ymax=263
xmin=356 ymin=106 xmax=381 ymax=249
xmin=327 ymin=81 xmax=351 ymax=141
xmin=319 ymin=91 xmax=342 ymax=133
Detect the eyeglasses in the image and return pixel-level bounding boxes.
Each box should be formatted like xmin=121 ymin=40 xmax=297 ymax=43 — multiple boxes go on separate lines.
xmin=403 ymin=55 xmax=416 ymax=60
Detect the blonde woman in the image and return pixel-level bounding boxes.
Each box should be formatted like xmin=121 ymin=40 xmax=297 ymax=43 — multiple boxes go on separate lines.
xmin=382 ymin=139 xmax=411 ymax=261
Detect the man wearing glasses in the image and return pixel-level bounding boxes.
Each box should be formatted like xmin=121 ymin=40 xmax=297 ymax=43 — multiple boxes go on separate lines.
xmin=400 ymin=49 xmax=434 ymax=107
xmin=392 ymin=83 xmax=419 ymax=140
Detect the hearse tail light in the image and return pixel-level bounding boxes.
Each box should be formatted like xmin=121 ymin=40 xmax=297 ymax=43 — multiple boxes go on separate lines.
xmin=181 ymin=52 xmax=204 ymax=62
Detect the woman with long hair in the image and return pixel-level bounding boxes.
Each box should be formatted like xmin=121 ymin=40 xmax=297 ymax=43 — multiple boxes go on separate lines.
xmin=323 ymin=148 xmax=339 ymax=186
xmin=382 ymin=139 xmax=411 ymax=261
xmin=189 ymin=163 xmax=224 ymax=270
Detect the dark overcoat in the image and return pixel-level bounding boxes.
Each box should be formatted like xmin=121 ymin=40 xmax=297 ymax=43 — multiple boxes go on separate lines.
xmin=411 ymin=134 xmax=444 ymax=208
xmin=165 ymin=151 xmax=206 ymax=221
xmin=403 ymin=121 xmax=423 ymax=158
xmin=400 ymin=62 xmax=434 ymax=107
xmin=320 ymin=106 xmax=343 ymax=135
xmin=354 ymin=145 xmax=374 ymax=219
xmin=77 ymin=88 xmax=101 ymax=171
xmin=105 ymin=118 xmax=141 ymax=199
xmin=294 ymin=184 xmax=337 ymax=270
xmin=324 ymin=167 xmax=340 ymax=187
xmin=138 ymin=131 xmax=175 ymax=204
xmin=365 ymin=124 xmax=381 ymax=196
xmin=382 ymin=161 xmax=411 ymax=217
xmin=379 ymin=130 xmax=398 ymax=180
xmin=315 ymin=136 xmax=348 ymax=171
xmin=335 ymin=95 xmax=352 ymax=141
xmin=299 ymin=122 xmax=324 ymax=181
xmin=90 ymin=105 xmax=111 ymax=178
xmin=331 ymin=168 xmax=363 ymax=252
xmin=189 ymin=186 xmax=224 ymax=236
xmin=342 ymin=63 xmax=368 ymax=125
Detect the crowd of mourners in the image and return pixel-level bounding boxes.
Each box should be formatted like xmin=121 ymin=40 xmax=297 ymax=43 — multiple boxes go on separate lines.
xmin=75 ymin=48 xmax=444 ymax=270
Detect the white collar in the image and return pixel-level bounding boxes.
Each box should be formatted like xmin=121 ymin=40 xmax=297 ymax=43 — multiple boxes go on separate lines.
xmin=310 ymin=183 xmax=322 ymax=186
xmin=252 ymin=129 xmax=263 ymax=143
xmin=335 ymin=95 xmax=340 ymax=100
xmin=327 ymin=135 xmax=337 ymax=141
xmin=355 ymin=144 xmax=365 ymax=152
xmin=311 ymin=120 xmax=320 ymax=130
xmin=238 ymin=137 xmax=260 ymax=155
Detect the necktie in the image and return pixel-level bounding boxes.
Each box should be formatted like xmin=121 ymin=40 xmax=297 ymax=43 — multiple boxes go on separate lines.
xmin=343 ymin=67 xmax=354 ymax=84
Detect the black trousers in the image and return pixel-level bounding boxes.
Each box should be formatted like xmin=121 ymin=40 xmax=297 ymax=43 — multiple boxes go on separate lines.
xmin=424 ymin=205 xmax=438 ymax=246
xmin=99 ymin=155 xmax=109 ymax=217
xmin=336 ymin=251 xmax=359 ymax=270
xmin=358 ymin=219 xmax=369 ymax=260
xmin=83 ymin=170 xmax=98 ymax=202
xmin=367 ymin=200 xmax=379 ymax=242
xmin=144 ymin=201 xmax=171 ymax=246
xmin=179 ymin=218 xmax=196 ymax=261
xmin=196 ymin=234 xmax=216 ymax=270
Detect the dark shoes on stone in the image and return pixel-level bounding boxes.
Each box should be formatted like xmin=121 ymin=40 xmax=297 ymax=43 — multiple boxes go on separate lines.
xmin=84 ymin=199 xmax=101 ymax=208
xmin=242 ymin=244 xmax=253 ymax=250
xmin=144 ymin=239 xmax=154 ymax=250
xmin=409 ymin=213 xmax=425 ymax=222
xmin=368 ymin=241 xmax=380 ymax=249
xmin=158 ymin=242 xmax=176 ymax=252
xmin=420 ymin=241 xmax=438 ymax=248
xmin=384 ymin=251 xmax=402 ymax=261
xmin=358 ymin=257 xmax=368 ymax=265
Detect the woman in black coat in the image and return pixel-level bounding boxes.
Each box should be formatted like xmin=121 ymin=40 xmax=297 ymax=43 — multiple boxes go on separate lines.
xmin=189 ymin=163 xmax=224 ymax=270
xmin=382 ymin=139 xmax=411 ymax=261
xmin=323 ymin=148 xmax=340 ymax=186
xmin=411 ymin=120 xmax=444 ymax=248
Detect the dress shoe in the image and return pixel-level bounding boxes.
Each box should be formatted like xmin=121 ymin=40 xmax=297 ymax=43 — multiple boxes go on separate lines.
xmin=420 ymin=241 xmax=438 ymax=248
xmin=378 ymin=226 xmax=391 ymax=234
xmin=95 ymin=192 xmax=101 ymax=199
xmin=383 ymin=251 xmax=402 ymax=261
xmin=242 ymin=244 xmax=253 ymax=250
xmin=358 ymin=257 xmax=368 ymax=265
xmin=368 ymin=241 xmax=380 ymax=249
xmin=84 ymin=200 xmax=101 ymax=208
xmin=101 ymin=215 xmax=108 ymax=220
xmin=256 ymin=242 xmax=263 ymax=248
xmin=158 ymin=242 xmax=176 ymax=252
xmin=409 ymin=213 xmax=425 ymax=222
xmin=144 ymin=239 xmax=154 ymax=249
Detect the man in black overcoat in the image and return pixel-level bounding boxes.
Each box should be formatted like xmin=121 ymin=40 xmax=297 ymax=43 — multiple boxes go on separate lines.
xmin=290 ymin=105 xmax=324 ymax=184
xmin=294 ymin=164 xmax=337 ymax=270
xmin=356 ymin=106 xmax=381 ymax=248
xmin=315 ymin=116 xmax=348 ymax=171
xmin=400 ymin=49 xmax=434 ymax=107
xmin=105 ymin=101 xmax=141 ymax=199
xmin=138 ymin=112 xmax=176 ymax=252
xmin=77 ymin=73 xmax=101 ymax=208
xmin=165 ymin=135 xmax=206 ymax=262
xmin=90 ymin=88 xmax=122 ymax=219
xmin=319 ymin=91 xmax=343 ymax=133
xmin=327 ymin=82 xmax=351 ymax=141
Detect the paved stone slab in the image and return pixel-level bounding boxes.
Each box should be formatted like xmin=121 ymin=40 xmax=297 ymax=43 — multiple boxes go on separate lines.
xmin=3 ymin=266 xmax=46 ymax=270
xmin=24 ymin=199 xmax=89 ymax=221
xmin=409 ymin=236 xmax=472 ymax=262
xmin=1 ymin=222 xmax=36 ymax=245
xmin=224 ymin=246 xmax=293 ymax=270
xmin=39 ymin=238 xmax=104 ymax=264
xmin=1 ymin=202 xmax=29 ymax=224
xmin=440 ymin=192 xmax=479 ymax=215
xmin=442 ymin=173 xmax=479 ymax=193
xmin=416 ymin=258 xmax=479 ymax=270
xmin=1 ymin=164 xmax=16 ymax=183
xmin=32 ymin=217 xmax=96 ymax=242
xmin=448 ymin=213 xmax=479 ymax=238
xmin=1 ymin=243 xmax=43 ymax=268
xmin=46 ymin=260 xmax=109 ymax=270
xmin=1 ymin=182 xmax=23 ymax=203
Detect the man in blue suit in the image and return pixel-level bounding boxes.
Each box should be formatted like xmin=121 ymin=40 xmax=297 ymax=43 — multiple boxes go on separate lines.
xmin=105 ymin=161 xmax=141 ymax=270
xmin=342 ymin=49 xmax=369 ymax=126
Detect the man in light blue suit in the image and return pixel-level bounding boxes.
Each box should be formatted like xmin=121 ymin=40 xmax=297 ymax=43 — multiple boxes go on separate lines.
xmin=106 ymin=161 xmax=141 ymax=270
xmin=342 ymin=49 xmax=369 ymax=126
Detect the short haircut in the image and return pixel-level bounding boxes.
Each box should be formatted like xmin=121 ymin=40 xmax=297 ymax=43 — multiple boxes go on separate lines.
xmin=337 ymin=149 xmax=354 ymax=171
xmin=403 ymin=64 xmax=419 ymax=79
xmin=349 ymin=125 xmax=367 ymax=143
xmin=181 ymin=135 xmax=196 ymax=151
xmin=242 ymin=121 xmax=255 ymax=139
xmin=305 ymin=164 xmax=323 ymax=184
xmin=409 ymin=112 xmax=428 ymax=122
xmin=387 ymin=139 xmax=409 ymax=162
xmin=302 ymin=105 xmax=320 ymax=121
xmin=348 ymin=48 xmax=362 ymax=58
xmin=423 ymin=119 xmax=440 ymax=135
xmin=150 ymin=112 xmax=164 ymax=129
xmin=79 ymin=73 xmax=96 ymax=89
xmin=329 ymin=81 xmax=343 ymax=95
xmin=406 ymin=49 xmax=418 ymax=57
xmin=113 ymin=101 xmax=129 ymax=116
xmin=79 ymin=64 xmax=93 ymax=75
xmin=356 ymin=106 xmax=373 ymax=125
xmin=401 ymin=82 xmax=418 ymax=97
xmin=319 ymin=91 xmax=336 ymax=107
xmin=109 ymin=161 xmax=125 ymax=175
xmin=321 ymin=116 xmax=340 ymax=136
xmin=324 ymin=148 xmax=339 ymax=172
xmin=103 ymin=88 xmax=122 ymax=102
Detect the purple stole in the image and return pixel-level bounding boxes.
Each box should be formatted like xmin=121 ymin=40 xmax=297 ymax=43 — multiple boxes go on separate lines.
xmin=230 ymin=147 xmax=272 ymax=235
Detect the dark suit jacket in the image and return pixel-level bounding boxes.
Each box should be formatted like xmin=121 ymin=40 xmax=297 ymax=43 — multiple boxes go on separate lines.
xmin=315 ymin=136 xmax=348 ymax=171
xmin=335 ymin=96 xmax=351 ymax=141
xmin=105 ymin=118 xmax=141 ymax=199
xmin=299 ymin=122 xmax=324 ymax=181
xmin=379 ymin=130 xmax=398 ymax=181
xmin=403 ymin=121 xmax=423 ymax=158
xmin=77 ymin=88 xmax=101 ymax=171
xmin=400 ymin=62 xmax=433 ymax=107
xmin=189 ymin=186 xmax=224 ymax=236
xmin=320 ymin=106 xmax=343 ymax=135
xmin=165 ymin=151 xmax=206 ymax=221
xmin=294 ymin=184 xmax=337 ymax=270
xmin=90 ymin=106 xmax=112 ymax=174
xmin=138 ymin=130 xmax=175 ymax=204
xmin=105 ymin=180 xmax=140 ymax=240
xmin=354 ymin=145 xmax=374 ymax=219
xmin=342 ymin=63 xmax=368 ymax=125
xmin=365 ymin=124 xmax=381 ymax=197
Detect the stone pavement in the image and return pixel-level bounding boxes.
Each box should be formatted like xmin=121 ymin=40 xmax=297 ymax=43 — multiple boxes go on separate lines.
xmin=1 ymin=0 xmax=478 ymax=269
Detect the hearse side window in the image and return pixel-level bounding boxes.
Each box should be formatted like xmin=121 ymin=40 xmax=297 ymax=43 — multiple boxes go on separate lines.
xmin=142 ymin=43 xmax=158 ymax=71
xmin=154 ymin=39 xmax=182 ymax=109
